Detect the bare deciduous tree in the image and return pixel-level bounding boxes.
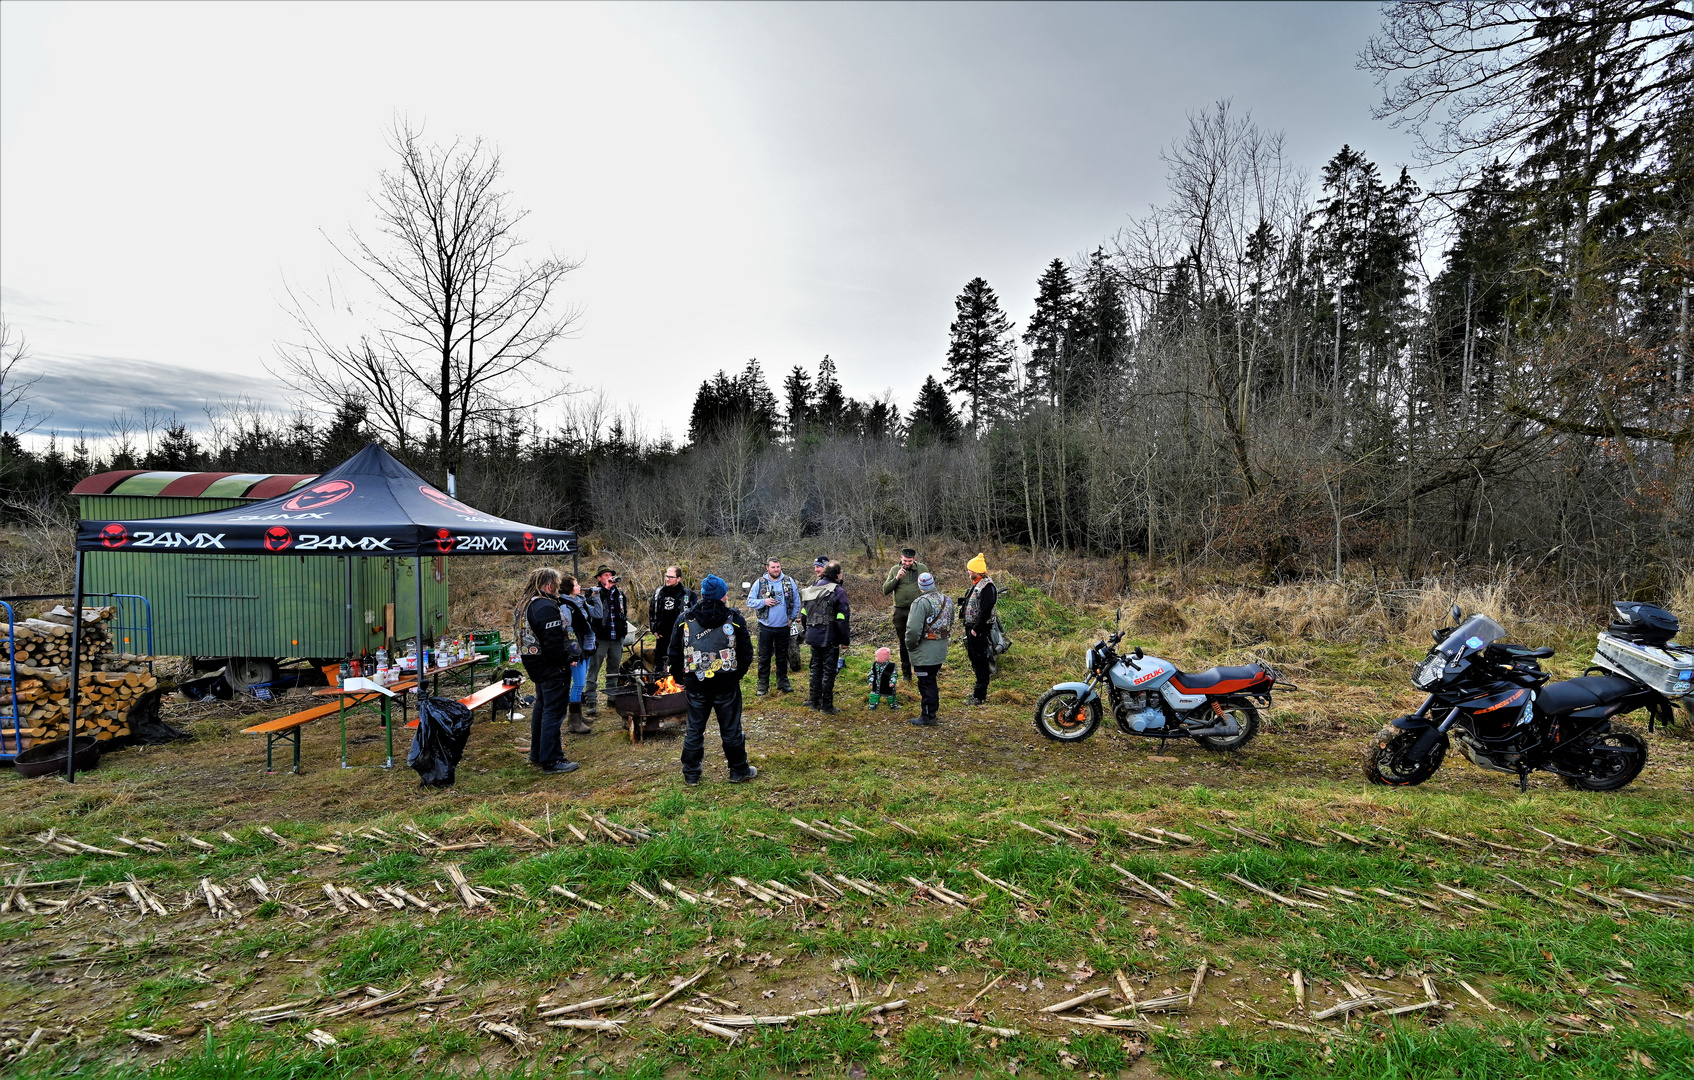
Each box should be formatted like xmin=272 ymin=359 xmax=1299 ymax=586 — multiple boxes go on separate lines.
xmin=277 ymin=119 xmax=580 ymax=489
xmin=0 ymin=317 xmax=46 ymax=457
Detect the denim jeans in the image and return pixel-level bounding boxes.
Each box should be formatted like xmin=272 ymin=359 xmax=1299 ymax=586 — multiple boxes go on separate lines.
xmin=569 ymin=660 xmax=587 ymax=703
xmin=523 ymin=661 xmax=568 ymax=766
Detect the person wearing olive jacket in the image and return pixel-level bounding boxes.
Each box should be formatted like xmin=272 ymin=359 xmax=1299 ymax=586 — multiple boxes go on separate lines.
xmin=882 ymin=547 xmax=928 ymax=681
xmin=902 ymin=572 xmax=953 ymax=726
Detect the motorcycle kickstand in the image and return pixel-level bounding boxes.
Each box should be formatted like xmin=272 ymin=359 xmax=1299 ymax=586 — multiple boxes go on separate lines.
xmin=1516 ymin=767 xmax=1530 ymax=794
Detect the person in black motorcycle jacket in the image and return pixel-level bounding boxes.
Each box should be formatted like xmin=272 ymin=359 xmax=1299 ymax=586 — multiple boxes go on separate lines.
xmin=667 ymin=574 xmax=757 ymax=786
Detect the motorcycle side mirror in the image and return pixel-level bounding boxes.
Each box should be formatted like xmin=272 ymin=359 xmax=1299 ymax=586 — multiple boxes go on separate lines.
xmin=1114 ymin=605 xmax=1122 ymax=630
xmin=1432 ymin=628 xmax=1445 ymax=643
xmin=1450 ymin=604 xmax=1463 ymax=622
xmin=1134 ymin=646 xmax=1144 ymax=660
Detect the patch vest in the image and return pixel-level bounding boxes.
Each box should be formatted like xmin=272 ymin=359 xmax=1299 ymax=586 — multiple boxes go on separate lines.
xmin=681 ymin=617 xmax=738 ymax=677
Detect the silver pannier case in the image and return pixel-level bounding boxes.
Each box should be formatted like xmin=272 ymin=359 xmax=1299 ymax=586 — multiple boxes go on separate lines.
xmin=1591 ymin=632 xmax=1694 ymax=698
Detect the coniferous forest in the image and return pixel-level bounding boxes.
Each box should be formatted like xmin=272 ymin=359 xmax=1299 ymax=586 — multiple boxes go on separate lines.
xmin=3 ymin=3 xmax=1690 ymax=595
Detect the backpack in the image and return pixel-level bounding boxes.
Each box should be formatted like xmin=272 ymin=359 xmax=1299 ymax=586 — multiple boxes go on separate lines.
xmin=799 ymin=582 xmax=839 ymax=629
xmin=987 ymin=612 xmax=1012 ymax=655
xmin=681 ymin=617 xmax=737 ymax=677
xmin=919 ymin=595 xmax=955 ymax=640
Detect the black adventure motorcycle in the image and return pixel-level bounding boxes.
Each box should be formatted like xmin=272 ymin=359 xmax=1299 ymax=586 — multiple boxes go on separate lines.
xmin=1363 ymin=602 xmax=1691 ymax=793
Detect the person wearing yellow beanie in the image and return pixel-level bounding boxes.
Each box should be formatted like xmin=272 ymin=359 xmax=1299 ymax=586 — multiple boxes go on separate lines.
xmin=960 ymin=554 xmax=997 ymax=705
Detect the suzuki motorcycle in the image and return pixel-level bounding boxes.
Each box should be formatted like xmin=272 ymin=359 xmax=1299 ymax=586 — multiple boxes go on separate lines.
xmin=1362 ymin=603 xmax=1687 ymax=792
xmin=1033 ymin=629 xmax=1293 ymax=751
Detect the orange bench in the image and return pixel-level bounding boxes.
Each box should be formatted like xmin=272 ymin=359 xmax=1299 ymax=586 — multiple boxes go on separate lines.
xmin=405 ymin=681 xmax=518 ymax=729
xmin=243 ymin=694 xmax=378 ymax=773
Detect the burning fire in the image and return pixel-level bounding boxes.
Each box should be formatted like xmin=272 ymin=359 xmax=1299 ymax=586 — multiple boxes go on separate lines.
xmin=654 ymin=676 xmax=681 ymax=695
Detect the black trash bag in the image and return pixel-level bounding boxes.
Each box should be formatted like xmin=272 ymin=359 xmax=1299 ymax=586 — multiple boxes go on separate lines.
xmin=108 ymin=688 xmax=192 ymax=748
xmin=408 ymin=696 xmax=474 ymax=787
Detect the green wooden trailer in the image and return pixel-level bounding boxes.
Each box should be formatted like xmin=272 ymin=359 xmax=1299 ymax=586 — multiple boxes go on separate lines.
xmin=73 ymin=470 xmax=449 ymax=689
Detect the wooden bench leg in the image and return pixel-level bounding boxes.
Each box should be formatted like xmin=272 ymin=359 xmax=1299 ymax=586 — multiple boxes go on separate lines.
xmin=292 ymin=727 xmax=301 ymax=774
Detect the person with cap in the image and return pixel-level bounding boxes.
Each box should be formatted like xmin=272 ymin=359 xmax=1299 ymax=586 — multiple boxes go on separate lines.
xmin=960 ymin=553 xmax=998 ymax=705
xmin=648 ymin=566 xmax=697 ymax=677
xmin=584 ymin=564 xmax=628 ymax=717
xmin=882 ymin=547 xmax=929 ymax=681
xmin=511 ymin=567 xmax=583 ymax=773
xmin=745 ymin=557 xmax=799 ymax=696
xmin=801 ymin=559 xmax=851 ymax=713
xmin=668 ymin=574 xmax=758 ymax=785
xmin=902 ymin=571 xmax=954 ymax=726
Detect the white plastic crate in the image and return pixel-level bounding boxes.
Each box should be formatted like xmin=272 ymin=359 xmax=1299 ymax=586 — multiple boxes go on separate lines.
xmin=1591 ymin=632 xmax=1694 ymax=697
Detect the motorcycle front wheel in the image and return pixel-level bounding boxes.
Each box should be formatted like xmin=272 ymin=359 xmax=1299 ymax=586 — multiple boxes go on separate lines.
xmin=1033 ymin=688 xmax=1101 ymax=742
xmin=1193 ymin=705 xmax=1260 ymax=752
xmin=1558 ymin=723 xmax=1647 ymax=791
xmin=1362 ymin=726 xmax=1447 ymax=786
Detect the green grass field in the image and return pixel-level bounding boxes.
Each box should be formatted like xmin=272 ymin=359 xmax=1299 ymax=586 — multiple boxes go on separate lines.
xmin=0 ymin=559 xmax=1690 ymax=1078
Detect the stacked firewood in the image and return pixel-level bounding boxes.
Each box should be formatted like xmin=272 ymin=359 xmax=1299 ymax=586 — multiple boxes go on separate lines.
xmin=2 ymin=607 xmax=160 ymax=750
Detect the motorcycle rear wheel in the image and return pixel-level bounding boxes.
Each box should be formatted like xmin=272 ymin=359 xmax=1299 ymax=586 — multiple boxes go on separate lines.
xmin=1033 ymin=688 xmax=1101 ymax=742
xmin=1362 ymin=726 xmax=1447 ymax=786
xmin=1192 ymin=705 xmax=1260 ymax=752
xmin=1558 ymin=723 xmax=1647 ymax=791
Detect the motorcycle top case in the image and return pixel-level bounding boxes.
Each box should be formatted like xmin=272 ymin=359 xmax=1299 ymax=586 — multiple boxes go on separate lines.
xmin=1607 ymin=601 xmax=1679 ymax=646
xmin=1592 ymin=632 xmax=1694 ymax=698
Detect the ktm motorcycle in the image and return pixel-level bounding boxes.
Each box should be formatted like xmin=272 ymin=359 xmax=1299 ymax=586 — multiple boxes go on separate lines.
xmin=1034 ymin=629 xmax=1294 ymax=751
xmin=1363 ymin=603 xmax=1688 ymax=793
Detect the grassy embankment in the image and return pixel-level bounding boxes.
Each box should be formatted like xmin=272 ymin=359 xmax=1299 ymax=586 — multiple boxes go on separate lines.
xmin=0 ymin=539 xmax=1689 ymax=1078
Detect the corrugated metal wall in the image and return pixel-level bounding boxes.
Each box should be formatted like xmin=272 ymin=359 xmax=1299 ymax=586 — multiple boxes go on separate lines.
xmin=80 ymin=496 xmax=449 ymax=659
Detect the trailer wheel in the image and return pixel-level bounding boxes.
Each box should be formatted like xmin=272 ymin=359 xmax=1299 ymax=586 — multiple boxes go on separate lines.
xmin=225 ymin=657 xmax=277 ymax=693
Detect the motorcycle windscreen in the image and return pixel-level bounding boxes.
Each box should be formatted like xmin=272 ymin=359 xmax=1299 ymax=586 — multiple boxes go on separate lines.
xmin=1436 ymin=615 xmax=1506 ymax=658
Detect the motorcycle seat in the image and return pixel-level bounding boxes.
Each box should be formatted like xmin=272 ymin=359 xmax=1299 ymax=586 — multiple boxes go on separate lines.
xmin=1172 ymin=665 xmax=1265 ymax=691
xmin=1537 ymin=675 xmax=1639 ymax=716
xmin=1492 ymin=643 xmax=1554 ymax=659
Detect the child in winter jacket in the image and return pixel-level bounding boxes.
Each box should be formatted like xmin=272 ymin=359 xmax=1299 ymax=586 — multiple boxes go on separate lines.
xmin=867 ymin=647 xmax=900 ymax=709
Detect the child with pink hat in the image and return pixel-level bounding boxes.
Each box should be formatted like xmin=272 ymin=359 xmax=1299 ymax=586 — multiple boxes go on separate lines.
xmin=866 ymin=647 xmax=900 ymax=710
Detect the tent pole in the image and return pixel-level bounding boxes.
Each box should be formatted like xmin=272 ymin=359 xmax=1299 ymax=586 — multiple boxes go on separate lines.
xmin=345 ymin=556 xmax=354 ymax=660
xmin=416 ymin=554 xmax=426 ymax=654
xmin=66 ymin=549 xmax=85 ymax=783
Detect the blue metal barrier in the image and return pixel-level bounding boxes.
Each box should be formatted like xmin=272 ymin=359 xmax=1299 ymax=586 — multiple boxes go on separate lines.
xmin=0 ymin=602 xmax=19 ymax=761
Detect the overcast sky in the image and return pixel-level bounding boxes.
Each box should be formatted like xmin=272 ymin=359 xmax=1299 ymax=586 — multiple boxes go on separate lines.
xmin=1 ymin=1 xmax=1416 ymax=446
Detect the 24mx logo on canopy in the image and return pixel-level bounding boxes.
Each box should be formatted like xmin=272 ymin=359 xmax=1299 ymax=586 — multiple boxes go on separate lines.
xmin=264 ymin=526 xmax=293 ymax=551
xmin=100 ymin=523 xmax=129 ymax=548
xmin=281 ymin=479 xmax=356 ymax=512
xmin=417 ymin=485 xmax=501 ymax=524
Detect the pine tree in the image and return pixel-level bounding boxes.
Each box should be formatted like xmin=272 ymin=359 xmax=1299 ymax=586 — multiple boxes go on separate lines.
xmin=1022 ymin=259 xmax=1076 ymax=407
xmin=688 ymin=360 xmax=779 ymax=444
xmin=738 ymin=359 xmax=781 ymax=436
xmin=943 ymin=277 xmax=1015 ymax=431
xmin=782 ymin=365 xmax=813 ymax=442
xmin=814 ymin=355 xmax=848 ymax=429
xmin=906 ymin=375 xmax=961 ymax=447
xmin=1067 ymin=249 xmax=1129 ymax=408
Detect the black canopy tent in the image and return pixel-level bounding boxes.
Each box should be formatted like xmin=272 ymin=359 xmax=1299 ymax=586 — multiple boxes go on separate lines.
xmin=67 ymin=444 xmax=577 ymax=781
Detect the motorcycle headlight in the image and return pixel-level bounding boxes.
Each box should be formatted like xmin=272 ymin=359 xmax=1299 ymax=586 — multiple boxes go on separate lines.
xmin=1412 ymin=655 xmax=1445 ymax=689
